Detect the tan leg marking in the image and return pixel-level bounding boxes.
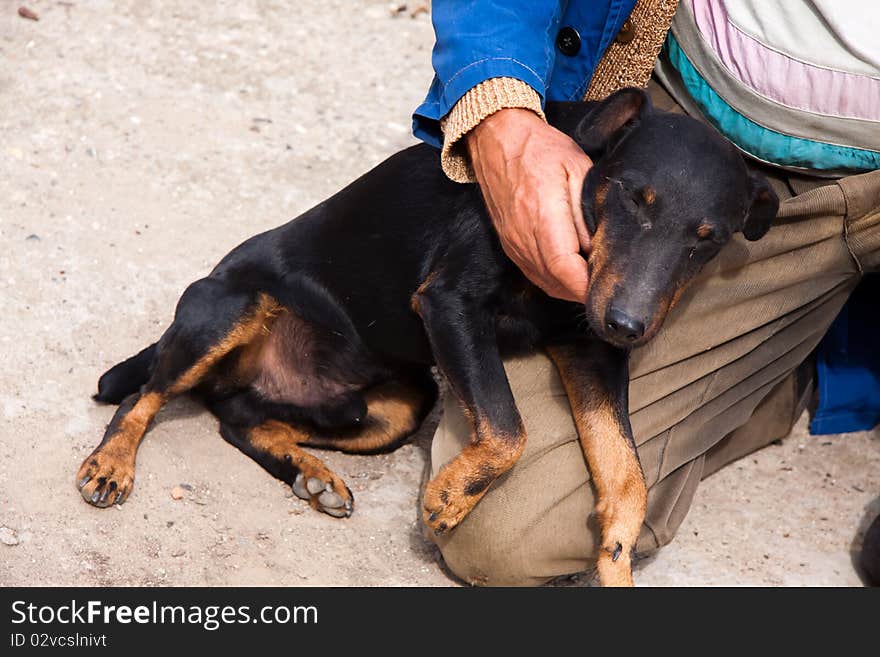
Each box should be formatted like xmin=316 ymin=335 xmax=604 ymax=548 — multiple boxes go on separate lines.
xmin=249 ymin=420 xmax=353 ymax=517
xmin=422 ymin=416 xmax=525 ymax=534
xmin=77 ymin=392 xmax=165 ymax=506
xmin=304 ymin=380 xmax=428 ymax=453
xmin=169 ymin=292 xmax=283 ymax=394
xmin=547 ymin=346 xmax=647 ymax=588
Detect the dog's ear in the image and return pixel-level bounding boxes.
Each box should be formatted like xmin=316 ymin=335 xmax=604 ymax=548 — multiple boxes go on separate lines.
xmin=741 ymin=175 xmax=779 ymax=241
xmin=575 ymin=87 xmax=652 ymax=156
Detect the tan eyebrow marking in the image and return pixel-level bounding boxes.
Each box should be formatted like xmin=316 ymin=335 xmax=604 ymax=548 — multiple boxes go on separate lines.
xmin=641 ymin=186 xmax=655 ymax=205
xmin=697 ymin=222 xmax=713 ymax=239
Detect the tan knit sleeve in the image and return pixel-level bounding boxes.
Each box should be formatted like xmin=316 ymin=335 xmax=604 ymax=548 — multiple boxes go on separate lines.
xmin=440 ymin=77 xmax=546 ymax=183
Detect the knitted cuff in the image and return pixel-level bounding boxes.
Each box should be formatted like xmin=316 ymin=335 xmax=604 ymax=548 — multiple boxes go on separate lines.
xmin=440 ymin=77 xmax=545 ymax=183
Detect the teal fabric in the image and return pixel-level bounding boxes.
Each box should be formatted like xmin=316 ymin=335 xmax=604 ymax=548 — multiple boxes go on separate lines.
xmin=664 ymin=36 xmax=880 ymax=173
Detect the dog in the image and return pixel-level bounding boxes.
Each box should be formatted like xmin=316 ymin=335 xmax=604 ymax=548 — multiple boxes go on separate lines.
xmin=76 ymin=88 xmax=778 ymax=587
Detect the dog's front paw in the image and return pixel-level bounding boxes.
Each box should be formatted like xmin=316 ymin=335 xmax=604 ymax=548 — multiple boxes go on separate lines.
xmin=594 ymin=474 xmax=647 ymax=587
xmin=422 ymin=470 xmax=482 ymax=535
xmin=292 ymin=471 xmax=353 ymax=518
xmin=76 ymin=447 xmax=135 ymax=507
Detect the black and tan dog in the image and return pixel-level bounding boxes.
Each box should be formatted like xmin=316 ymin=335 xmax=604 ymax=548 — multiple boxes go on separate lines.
xmin=77 ymin=88 xmax=777 ymax=586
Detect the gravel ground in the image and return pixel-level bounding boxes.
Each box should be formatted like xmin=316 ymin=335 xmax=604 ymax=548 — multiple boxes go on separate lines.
xmin=1 ymin=1 xmax=877 ymax=587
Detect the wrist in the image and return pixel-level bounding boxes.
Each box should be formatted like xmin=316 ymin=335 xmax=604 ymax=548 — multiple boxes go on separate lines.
xmin=439 ymin=77 xmax=545 ymax=183
xmin=466 ymin=108 xmax=546 ymax=162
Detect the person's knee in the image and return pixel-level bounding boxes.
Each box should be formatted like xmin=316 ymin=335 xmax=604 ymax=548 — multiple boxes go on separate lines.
xmin=428 ymin=350 xmax=600 ymax=585
xmin=436 ymin=521 xmax=545 ymax=586
xmin=433 ymin=478 xmax=599 ymax=586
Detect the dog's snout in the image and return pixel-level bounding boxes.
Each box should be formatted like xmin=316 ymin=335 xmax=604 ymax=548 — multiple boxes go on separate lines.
xmin=605 ymin=307 xmax=645 ymax=343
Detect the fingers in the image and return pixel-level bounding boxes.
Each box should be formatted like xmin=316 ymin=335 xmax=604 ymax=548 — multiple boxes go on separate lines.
xmin=493 ymin=182 xmax=590 ymax=302
xmin=543 ymin=251 xmax=589 ymax=302
xmin=532 ymin=167 xmax=590 ymax=302
xmin=568 ymin=158 xmax=593 ymax=254
xmin=497 ymin=231 xmax=546 ymax=293
xmin=466 ymin=110 xmax=593 ymax=302
xmin=536 ymin=220 xmax=589 ymax=303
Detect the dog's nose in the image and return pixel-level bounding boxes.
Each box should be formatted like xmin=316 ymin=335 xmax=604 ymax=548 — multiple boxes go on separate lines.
xmin=605 ymin=307 xmax=645 ymax=343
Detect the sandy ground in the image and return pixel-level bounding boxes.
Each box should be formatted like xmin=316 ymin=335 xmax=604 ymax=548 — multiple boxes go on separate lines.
xmin=1 ymin=1 xmax=877 ymax=587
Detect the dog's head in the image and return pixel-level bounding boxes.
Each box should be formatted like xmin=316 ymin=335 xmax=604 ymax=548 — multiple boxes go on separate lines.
xmin=573 ymin=88 xmax=778 ymax=349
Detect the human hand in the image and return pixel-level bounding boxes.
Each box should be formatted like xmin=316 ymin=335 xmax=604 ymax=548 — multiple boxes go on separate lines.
xmin=466 ymin=108 xmax=593 ymax=302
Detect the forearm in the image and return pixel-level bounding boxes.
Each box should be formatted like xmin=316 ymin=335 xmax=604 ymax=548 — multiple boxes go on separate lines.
xmin=412 ymin=1 xmax=564 ymax=159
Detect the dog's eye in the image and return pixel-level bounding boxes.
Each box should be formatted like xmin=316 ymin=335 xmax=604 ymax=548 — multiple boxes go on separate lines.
xmin=622 ymin=191 xmax=640 ymax=215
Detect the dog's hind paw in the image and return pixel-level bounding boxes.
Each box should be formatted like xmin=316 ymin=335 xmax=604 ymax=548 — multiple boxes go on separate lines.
xmin=292 ymin=472 xmax=353 ymax=518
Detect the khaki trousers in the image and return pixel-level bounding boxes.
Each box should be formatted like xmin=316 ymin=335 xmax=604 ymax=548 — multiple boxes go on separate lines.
xmin=429 ymin=93 xmax=880 ymax=586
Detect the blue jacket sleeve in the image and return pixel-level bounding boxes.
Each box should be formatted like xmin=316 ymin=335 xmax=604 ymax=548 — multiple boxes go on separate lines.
xmin=412 ymin=1 xmax=566 ymax=148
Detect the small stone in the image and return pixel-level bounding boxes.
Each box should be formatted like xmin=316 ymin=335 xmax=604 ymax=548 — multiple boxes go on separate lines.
xmin=18 ymin=7 xmax=39 ymax=21
xmin=170 ymin=486 xmax=185 ymax=500
xmin=171 ymin=549 xmax=185 ymax=558
xmin=25 ymin=234 xmax=40 ymax=241
xmin=0 ymin=527 xmax=20 ymax=546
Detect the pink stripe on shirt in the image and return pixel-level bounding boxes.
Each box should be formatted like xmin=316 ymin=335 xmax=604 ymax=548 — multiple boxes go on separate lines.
xmin=690 ymin=0 xmax=880 ymax=121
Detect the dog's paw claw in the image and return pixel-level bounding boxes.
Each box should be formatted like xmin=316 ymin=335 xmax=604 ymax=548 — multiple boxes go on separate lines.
xmin=612 ymin=542 xmax=623 ymax=562
xmin=423 ymin=488 xmax=471 ymax=534
xmin=76 ymin=453 xmax=133 ymax=508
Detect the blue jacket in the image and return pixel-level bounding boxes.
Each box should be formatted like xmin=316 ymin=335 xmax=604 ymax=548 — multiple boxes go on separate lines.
xmin=413 ymin=0 xmax=637 ymax=148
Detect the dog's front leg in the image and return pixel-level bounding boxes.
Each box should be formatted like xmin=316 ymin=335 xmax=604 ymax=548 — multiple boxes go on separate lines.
xmin=547 ymin=341 xmax=647 ymax=587
xmin=412 ymin=279 xmax=525 ymax=535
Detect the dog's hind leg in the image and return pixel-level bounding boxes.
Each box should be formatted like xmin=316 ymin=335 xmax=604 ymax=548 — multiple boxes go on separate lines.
xmin=303 ymin=374 xmax=437 ymax=454
xmin=217 ymin=418 xmax=354 ymax=518
xmin=77 ymin=277 xmax=280 ymax=507
xmin=547 ymin=342 xmax=647 ymax=587
xmin=208 ymin=373 xmax=435 ymax=517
